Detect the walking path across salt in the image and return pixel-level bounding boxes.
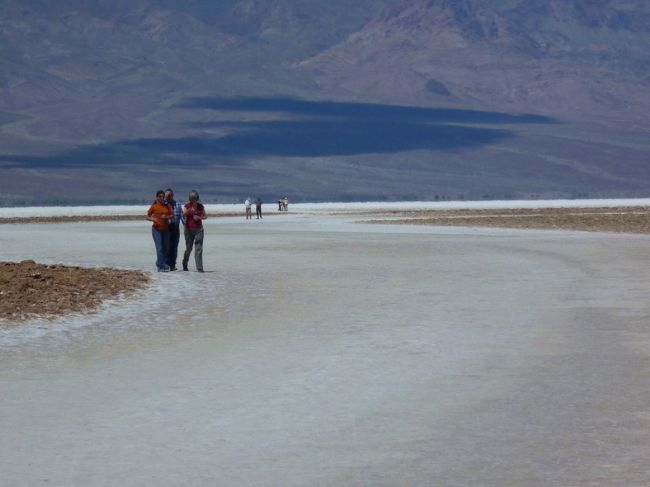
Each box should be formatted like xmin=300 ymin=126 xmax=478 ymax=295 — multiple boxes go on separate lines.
xmin=1 ymin=213 xmax=649 ymax=485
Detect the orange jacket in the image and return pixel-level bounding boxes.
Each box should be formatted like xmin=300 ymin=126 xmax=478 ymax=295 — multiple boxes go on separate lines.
xmin=147 ymin=201 xmax=172 ymax=230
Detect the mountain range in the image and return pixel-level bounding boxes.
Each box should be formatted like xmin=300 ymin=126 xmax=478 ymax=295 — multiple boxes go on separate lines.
xmin=1 ymin=0 xmax=649 ymax=205
xmin=301 ymin=0 xmax=650 ymax=126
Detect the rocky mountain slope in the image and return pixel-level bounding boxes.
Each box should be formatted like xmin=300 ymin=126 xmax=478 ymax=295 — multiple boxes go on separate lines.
xmin=1 ymin=0 xmax=649 ymax=204
xmin=299 ymin=0 xmax=650 ymax=126
xmin=0 ymin=1 xmax=394 ymax=146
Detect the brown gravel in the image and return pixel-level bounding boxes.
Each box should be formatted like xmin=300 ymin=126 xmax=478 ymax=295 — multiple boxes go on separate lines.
xmin=0 ymin=260 xmax=150 ymax=322
xmin=361 ymin=206 xmax=650 ymax=234
xmin=0 ymin=215 xmax=145 ymax=224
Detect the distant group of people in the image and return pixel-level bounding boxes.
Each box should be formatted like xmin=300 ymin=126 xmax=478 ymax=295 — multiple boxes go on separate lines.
xmin=147 ymin=188 xmax=206 ymax=272
xmin=244 ymin=197 xmax=264 ymax=220
xmin=243 ymin=196 xmax=289 ymax=219
xmin=277 ymin=197 xmax=289 ymax=211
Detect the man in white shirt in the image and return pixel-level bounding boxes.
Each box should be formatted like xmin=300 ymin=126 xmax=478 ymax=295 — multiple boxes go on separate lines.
xmin=245 ymin=197 xmax=252 ymax=220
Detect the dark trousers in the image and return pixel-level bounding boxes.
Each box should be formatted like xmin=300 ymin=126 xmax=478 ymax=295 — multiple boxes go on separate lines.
xmin=183 ymin=227 xmax=204 ymax=271
xmin=166 ymin=223 xmax=180 ymax=269
xmin=256 ymin=206 xmax=262 ymax=219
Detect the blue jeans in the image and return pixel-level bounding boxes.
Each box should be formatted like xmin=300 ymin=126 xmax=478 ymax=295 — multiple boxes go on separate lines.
xmin=152 ymin=228 xmax=170 ymax=270
xmin=166 ymin=223 xmax=180 ymax=269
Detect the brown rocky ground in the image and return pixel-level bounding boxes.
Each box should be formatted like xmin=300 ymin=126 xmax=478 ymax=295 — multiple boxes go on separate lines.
xmin=0 ymin=212 xmax=243 ymax=225
xmin=361 ymin=207 xmax=650 ymax=234
xmin=0 ymin=215 xmax=144 ymax=224
xmin=0 ymin=260 xmax=150 ymax=322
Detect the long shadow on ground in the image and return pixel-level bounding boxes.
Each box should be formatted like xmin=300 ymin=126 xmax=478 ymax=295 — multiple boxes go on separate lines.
xmin=0 ymin=97 xmax=553 ymax=168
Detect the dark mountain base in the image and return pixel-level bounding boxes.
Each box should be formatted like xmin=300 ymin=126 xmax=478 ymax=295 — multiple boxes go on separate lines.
xmin=1 ymin=97 xmax=648 ymax=205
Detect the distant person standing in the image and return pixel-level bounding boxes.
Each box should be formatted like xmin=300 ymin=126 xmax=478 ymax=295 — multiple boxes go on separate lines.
xmin=182 ymin=190 xmax=207 ymax=272
xmin=245 ymin=197 xmax=252 ymax=220
xmin=146 ymin=190 xmax=173 ymax=272
xmin=255 ymin=197 xmax=263 ymax=219
xmin=164 ymin=188 xmax=183 ymax=271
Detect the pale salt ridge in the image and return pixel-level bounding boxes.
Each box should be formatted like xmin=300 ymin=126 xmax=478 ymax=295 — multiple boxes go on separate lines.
xmin=2 ymin=198 xmax=650 ymax=218
xmin=292 ymin=198 xmax=650 ymax=212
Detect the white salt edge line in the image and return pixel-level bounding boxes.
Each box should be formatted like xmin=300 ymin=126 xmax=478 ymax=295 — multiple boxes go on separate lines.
xmin=2 ymin=198 xmax=650 ymax=218
xmin=0 ymin=273 xmax=207 ymax=347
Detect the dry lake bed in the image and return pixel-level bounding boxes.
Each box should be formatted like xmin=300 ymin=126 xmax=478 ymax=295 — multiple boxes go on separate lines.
xmin=1 ymin=204 xmax=649 ymax=486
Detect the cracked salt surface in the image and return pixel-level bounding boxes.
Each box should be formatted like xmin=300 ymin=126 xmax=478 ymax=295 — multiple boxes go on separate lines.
xmin=1 ymin=211 xmax=650 ymax=486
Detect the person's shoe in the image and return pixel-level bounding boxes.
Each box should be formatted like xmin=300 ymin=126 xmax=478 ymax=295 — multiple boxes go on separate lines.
xmin=183 ymin=266 xmax=188 ymax=271
xmin=197 ymin=269 xmax=204 ymax=273
xmin=170 ymin=266 xmax=177 ymax=271
xmin=161 ymin=266 xmax=171 ymax=272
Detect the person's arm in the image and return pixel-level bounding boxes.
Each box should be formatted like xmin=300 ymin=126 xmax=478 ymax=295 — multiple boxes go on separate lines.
xmin=146 ymin=206 xmax=157 ymax=223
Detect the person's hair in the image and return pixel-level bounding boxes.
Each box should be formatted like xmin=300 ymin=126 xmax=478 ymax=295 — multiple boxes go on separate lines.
xmin=189 ymin=190 xmax=200 ymax=201
xmin=156 ymin=190 xmax=165 ymax=197
xmin=165 ymin=188 xmax=173 ymax=194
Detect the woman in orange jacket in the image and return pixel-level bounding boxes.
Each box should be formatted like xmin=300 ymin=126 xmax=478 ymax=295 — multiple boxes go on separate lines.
xmin=146 ymin=190 xmax=173 ymax=272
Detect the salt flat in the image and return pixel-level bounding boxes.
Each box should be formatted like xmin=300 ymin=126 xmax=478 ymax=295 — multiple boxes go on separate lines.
xmin=2 ymin=197 xmax=650 ymax=218
xmin=1 ymin=213 xmax=649 ymax=486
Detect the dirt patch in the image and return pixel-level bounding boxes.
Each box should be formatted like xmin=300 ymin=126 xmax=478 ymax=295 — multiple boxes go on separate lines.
xmin=0 ymin=260 xmax=150 ymax=322
xmin=0 ymin=215 xmax=146 ymax=225
xmin=361 ymin=206 xmax=650 ymax=234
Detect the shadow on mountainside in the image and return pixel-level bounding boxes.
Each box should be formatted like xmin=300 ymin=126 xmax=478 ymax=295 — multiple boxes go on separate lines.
xmin=0 ymin=97 xmax=553 ymax=168
xmin=180 ymin=97 xmax=552 ymax=125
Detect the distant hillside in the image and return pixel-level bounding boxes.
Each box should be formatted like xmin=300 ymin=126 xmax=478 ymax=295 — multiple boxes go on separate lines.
xmin=0 ymin=0 xmax=394 ymax=146
xmin=1 ymin=0 xmax=649 ymax=205
xmin=299 ymin=0 xmax=650 ymax=127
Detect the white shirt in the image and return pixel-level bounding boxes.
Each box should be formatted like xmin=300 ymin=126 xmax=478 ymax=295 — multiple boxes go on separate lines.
xmin=245 ymin=199 xmax=251 ymax=209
